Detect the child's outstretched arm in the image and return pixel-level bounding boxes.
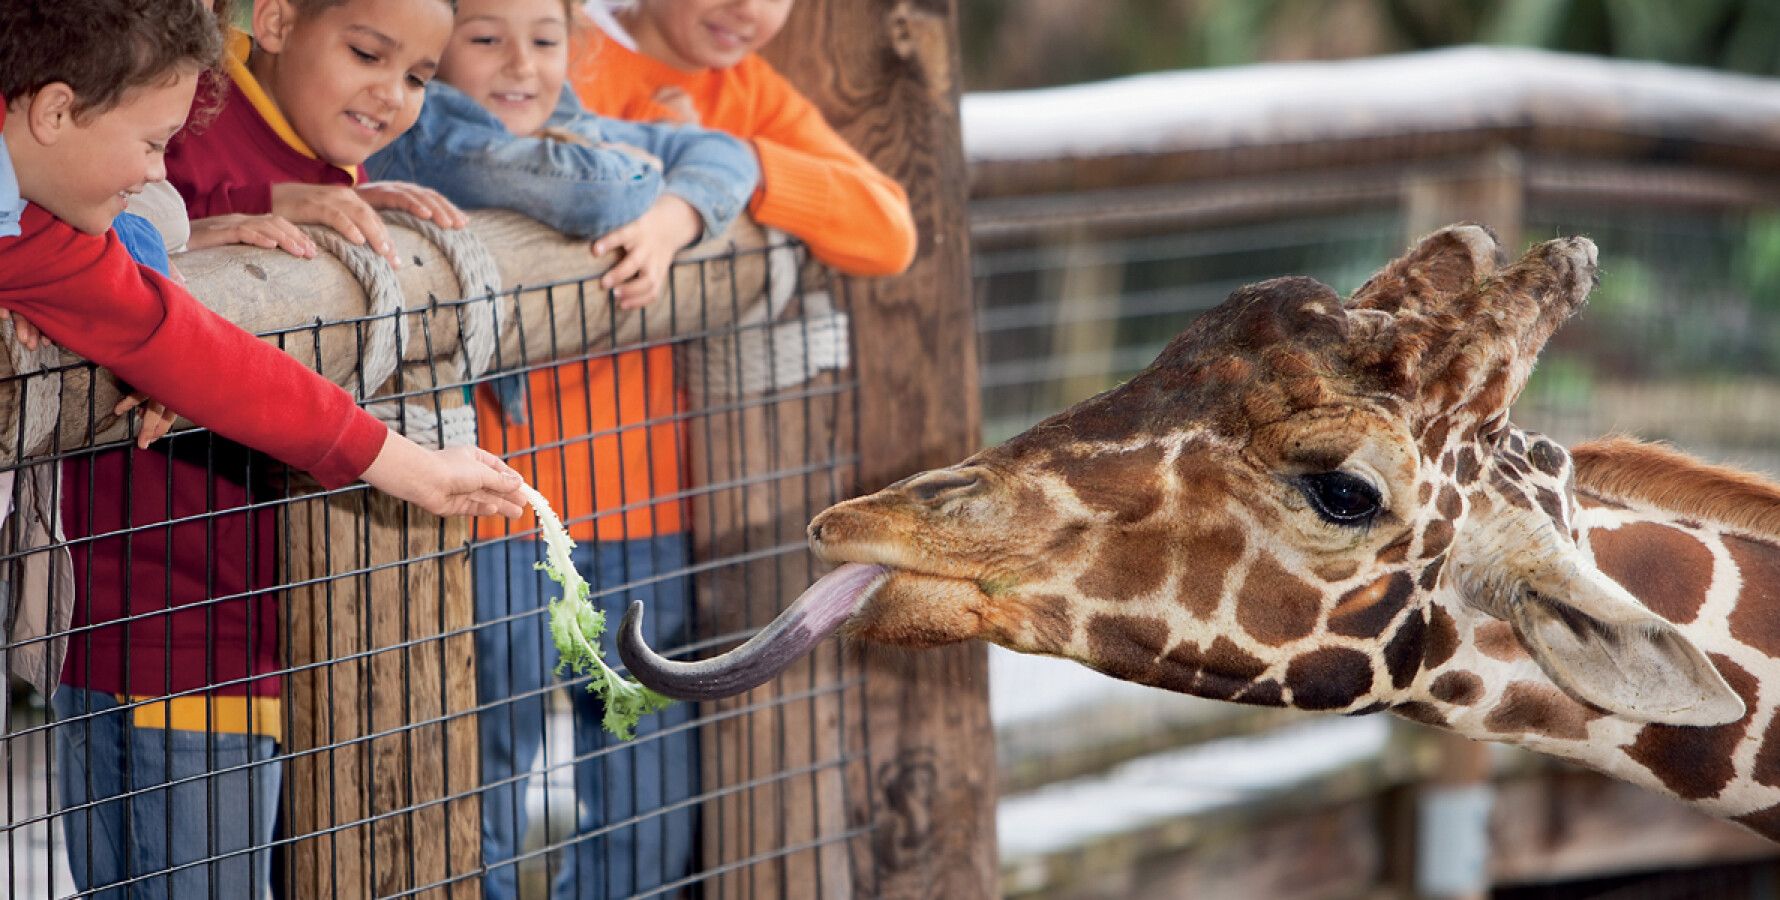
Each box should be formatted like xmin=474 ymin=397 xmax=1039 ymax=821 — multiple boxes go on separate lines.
xmin=362 ymin=439 xmax=523 ymax=518
xmin=0 ymin=206 xmax=522 ymax=515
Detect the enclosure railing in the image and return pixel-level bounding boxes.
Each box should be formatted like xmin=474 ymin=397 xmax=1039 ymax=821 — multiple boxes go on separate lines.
xmin=965 ymin=46 xmax=1780 ymax=897
xmin=0 ymin=212 xmax=877 ymax=900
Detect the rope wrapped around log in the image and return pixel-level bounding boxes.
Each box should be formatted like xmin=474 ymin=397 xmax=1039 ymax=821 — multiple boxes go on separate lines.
xmin=0 ymin=210 xmax=778 ymax=463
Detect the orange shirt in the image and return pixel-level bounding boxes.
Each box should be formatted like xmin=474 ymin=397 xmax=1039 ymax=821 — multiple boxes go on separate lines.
xmin=572 ymin=31 xmax=918 ymax=277
xmin=475 ymin=347 xmax=685 ymax=542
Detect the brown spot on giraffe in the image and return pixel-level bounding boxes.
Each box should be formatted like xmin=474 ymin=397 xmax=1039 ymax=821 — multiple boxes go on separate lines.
xmin=1423 ymin=604 xmax=1460 ymax=669
xmin=1075 ymin=527 xmax=1172 ymax=603
xmin=1419 ymin=519 xmax=1454 ymax=558
xmin=1476 ymin=621 xmax=1528 ymax=662
xmin=1394 ymin=701 xmax=1450 ymax=728
xmin=1727 ymin=534 xmax=1780 ymax=657
xmin=1381 ymin=610 xmax=1427 ymax=690
xmin=1377 ymin=531 xmax=1414 ymax=565
xmin=1235 ymin=679 xmax=1285 ymax=707
xmin=1624 ymin=655 xmax=1756 ymax=800
xmin=1023 ymin=595 xmax=1076 ymax=650
xmin=1534 ymin=486 xmax=1567 ymax=534
xmin=1430 ymin=670 xmax=1484 ymax=705
xmin=1165 ymin=636 xmax=1269 ymax=701
xmin=1436 ymin=485 xmax=1463 ymax=520
xmin=1420 ymin=417 xmax=1452 ymax=459
xmin=1329 ymin=571 xmax=1414 ymax=638
xmin=1485 ymin=682 xmax=1602 ymax=741
xmin=1314 ymin=559 xmax=1360 ymax=582
xmin=1590 ymin=523 xmax=1714 ymax=626
xmin=1748 ymin=699 xmax=1780 ymax=789
xmin=1046 ymin=444 xmax=1168 ymax=523
xmin=1734 ymin=805 xmax=1780 ymax=842
xmin=1454 ymin=447 xmax=1481 ymax=485
xmin=1235 ymin=552 xmax=1322 ymax=646
xmin=1529 ymin=439 xmax=1566 ymax=476
xmin=1175 ymin=523 xmax=1245 ymax=620
xmin=1418 ymin=554 xmax=1447 ymax=592
xmin=1418 ymin=481 xmax=1433 ymax=505
xmin=1083 ymin=614 xmax=1169 ymax=684
xmin=1285 ymin=646 xmax=1375 ymax=710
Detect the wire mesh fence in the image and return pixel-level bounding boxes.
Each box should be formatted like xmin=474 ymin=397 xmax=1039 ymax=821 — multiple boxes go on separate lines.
xmin=0 ymin=233 xmax=870 ymax=900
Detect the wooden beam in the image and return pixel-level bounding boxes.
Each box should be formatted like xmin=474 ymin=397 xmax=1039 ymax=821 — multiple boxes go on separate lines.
xmin=763 ymin=1 xmax=997 ymax=897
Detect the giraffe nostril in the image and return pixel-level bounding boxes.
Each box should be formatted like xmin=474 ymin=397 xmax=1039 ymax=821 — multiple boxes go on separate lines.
xmin=904 ymin=469 xmax=984 ymax=505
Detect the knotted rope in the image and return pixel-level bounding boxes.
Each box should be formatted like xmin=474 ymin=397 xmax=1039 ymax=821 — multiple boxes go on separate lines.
xmin=682 ymin=231 xmax=850 ymax=402
xmin=306 ymin=212 xmax=506 ymax=448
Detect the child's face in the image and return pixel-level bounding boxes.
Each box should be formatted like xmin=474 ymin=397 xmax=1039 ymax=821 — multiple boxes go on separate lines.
xmin=437 ymin=0 xmax=570 ymax=137
xmin=643 ymin=0 xmax=794 ymax=71
xmin=254 ymin=0 xmax=454 ymax=166
xmin=14 ymin=69 xmax=199 ymax=235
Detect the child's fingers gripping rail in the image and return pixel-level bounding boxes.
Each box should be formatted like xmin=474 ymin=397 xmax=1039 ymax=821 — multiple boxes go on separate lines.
xmin=521 ymin=484 xmax=675 ymax=740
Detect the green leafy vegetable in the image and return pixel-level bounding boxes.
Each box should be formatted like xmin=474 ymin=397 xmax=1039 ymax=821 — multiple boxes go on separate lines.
xmin=521 ymin=485 xmax=675 ymax=740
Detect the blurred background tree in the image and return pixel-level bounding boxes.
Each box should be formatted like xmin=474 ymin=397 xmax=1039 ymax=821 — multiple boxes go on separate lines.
xmin=960 ymin=0 xmax=1780 ymax=90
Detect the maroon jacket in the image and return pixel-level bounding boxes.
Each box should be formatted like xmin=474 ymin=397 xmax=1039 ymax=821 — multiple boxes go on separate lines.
xmin=61 ymin=71 xmax=379 ymax=699
xmin=166 ymin=72 xmax=363 ymax=218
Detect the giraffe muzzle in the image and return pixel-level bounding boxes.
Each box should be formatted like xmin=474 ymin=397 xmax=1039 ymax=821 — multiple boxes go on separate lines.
xmin=618 ymin=562 xmax=890 ymax=701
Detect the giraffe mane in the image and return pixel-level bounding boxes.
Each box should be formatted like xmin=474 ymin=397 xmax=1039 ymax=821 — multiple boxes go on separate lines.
xmin=1571 ymin=436 xmax=1780 ymax=541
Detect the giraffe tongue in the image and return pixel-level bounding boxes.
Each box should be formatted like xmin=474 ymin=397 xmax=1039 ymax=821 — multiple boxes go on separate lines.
xmin=617 ymin=563 xmax=891 ymax=701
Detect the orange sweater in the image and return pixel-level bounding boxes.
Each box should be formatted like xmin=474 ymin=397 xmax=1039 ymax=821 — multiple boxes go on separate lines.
xmin=572 ymin=31 xmax=917 ymax=277
xmin=474 ymin=348 xmax=684 ymax=542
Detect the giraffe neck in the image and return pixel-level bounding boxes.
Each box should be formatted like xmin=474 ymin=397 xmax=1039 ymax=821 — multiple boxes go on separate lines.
xmin=1408 ymin=476 xmax=1780 ymax=832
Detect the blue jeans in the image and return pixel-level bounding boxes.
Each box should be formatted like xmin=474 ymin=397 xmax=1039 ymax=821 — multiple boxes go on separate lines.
xmin=52 ymin=687 xmax=281 ymax=900
xmin=473 ymin=534 xmax=698 ymax=900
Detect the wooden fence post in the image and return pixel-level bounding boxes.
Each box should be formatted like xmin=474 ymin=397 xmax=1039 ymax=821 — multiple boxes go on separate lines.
xmin=284 ymin=367 xmax=481 ymax=900
xmin=762 ymin=2 xmax=998 ymax=898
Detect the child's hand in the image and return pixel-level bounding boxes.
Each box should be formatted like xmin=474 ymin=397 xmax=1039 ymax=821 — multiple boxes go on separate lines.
xmin=114 ymin=393 xmax=178 ymax=449
xmin=188 ymin=214 xmax=318 ymax=259
xmin=0 ymin=309 xmax=50 ymax=351
xmin=651 ymin=86 xmax=701 ymax=126
xmin=270 ymin=183 xmax=405 ymax=268
xmin=361 ymin=436 xmax=526 ymax=518
xmin=356 ymin=182 xmax=468 ymax=231
xmin=592 ymin=196 xmax=703 ymax=309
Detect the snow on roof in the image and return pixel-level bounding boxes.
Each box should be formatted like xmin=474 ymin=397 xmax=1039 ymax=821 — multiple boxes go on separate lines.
xmin=962 ymin=46 xmax=1780 ymax=162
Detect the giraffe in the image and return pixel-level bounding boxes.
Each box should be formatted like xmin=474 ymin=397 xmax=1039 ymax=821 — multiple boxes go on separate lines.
xmin=620 ymin=224 xmax=1780 ymax=838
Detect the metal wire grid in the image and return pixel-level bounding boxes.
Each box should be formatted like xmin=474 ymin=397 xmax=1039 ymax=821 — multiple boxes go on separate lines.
xmin=0 ymin=237 xmax=870 ymax=900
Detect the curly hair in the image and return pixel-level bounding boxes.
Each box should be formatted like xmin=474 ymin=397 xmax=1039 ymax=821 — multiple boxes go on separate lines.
xmin=0 ymin=0 xmax=224 ymax=120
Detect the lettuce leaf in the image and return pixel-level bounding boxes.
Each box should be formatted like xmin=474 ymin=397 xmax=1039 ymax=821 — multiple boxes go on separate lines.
xmin=521 ymin=485 xmax=675 ymax=740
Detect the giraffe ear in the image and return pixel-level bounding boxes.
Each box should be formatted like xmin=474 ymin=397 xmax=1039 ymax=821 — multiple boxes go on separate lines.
xmin=1509 ymin=562 xmax=1745 ymax=727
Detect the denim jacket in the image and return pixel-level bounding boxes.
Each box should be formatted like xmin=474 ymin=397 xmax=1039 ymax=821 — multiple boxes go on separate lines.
xmin=368 ymin=82 xmax=758 ymax=241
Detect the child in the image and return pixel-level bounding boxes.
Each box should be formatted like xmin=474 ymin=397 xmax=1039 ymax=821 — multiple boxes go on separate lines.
xmin=167 ymin=0 xmax=467 ymax=265
xmin=0 ymin=2 xmax=524 ymax=897
xmin=576 ymin=0 xmax=918 ymax=278
xmin=368 ymin=2 xmax=758 ymax=896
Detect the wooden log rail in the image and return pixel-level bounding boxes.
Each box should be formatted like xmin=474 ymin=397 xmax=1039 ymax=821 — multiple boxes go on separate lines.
xmin=0 ymin=211 xmax=776 ymax=463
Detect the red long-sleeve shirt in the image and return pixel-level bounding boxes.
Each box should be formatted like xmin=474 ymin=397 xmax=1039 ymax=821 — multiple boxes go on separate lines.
xmin=1 ymin=202 xmax=388 ymax=705
xmin=0 ymin=205 xmax=387 ymax=483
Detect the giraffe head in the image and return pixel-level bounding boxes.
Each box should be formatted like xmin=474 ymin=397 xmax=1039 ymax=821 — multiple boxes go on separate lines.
xmin=622 ymin=226 xmax=1742 ymax=727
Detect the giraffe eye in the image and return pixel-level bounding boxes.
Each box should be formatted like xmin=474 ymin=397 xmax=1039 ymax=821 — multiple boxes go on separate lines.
xmin=1299 ymin=472 xmax=1382 ymax=525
